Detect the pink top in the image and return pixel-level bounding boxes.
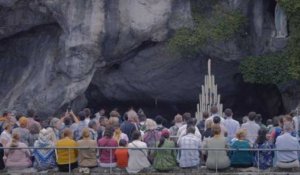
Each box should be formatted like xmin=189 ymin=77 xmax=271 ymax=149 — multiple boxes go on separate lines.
xmin=5 ymin=142 xmax=32 ymax=169
xmin=98 ymin=137 xmax=118 ymax=163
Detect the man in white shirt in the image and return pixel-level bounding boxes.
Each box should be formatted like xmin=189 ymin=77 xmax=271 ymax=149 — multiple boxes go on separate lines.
xmin=177 ymin=118 xmax=202 ymax=144
xmin=276 ymin=122 xmax=300 ymax=168
xmin=241 ymin=111 xmax=260 ymax=146
xmin=223 ymin=108 xmax=240 ymax=142
xmin=84 ymin=108 xmax=91 ymax=126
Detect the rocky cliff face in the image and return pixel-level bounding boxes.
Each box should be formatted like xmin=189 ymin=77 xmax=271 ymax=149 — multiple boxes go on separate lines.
xmin=0 ymin=0 xmax=291 ymax=118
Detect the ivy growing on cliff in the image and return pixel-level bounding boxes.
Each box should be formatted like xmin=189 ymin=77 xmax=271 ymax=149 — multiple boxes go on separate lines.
xmin=240 ymin=0 xmax=300 ymax=84
xmin=168 ymin=1 xmax=245 ymax=57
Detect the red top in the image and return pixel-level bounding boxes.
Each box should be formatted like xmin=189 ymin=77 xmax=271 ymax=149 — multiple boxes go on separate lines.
xmin=115 ymin=148 xmax=129 ymax=168
xmin=98 ymin=137 xmax=118 ymax=163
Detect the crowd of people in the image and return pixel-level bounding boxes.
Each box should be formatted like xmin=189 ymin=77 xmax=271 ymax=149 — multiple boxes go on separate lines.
xmin=0 ymin=106 xmax=299 ymax=173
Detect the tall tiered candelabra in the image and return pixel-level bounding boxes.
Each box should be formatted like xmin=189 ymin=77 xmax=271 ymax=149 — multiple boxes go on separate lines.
xmin=195 ymin=59 xmax=223 ymax=121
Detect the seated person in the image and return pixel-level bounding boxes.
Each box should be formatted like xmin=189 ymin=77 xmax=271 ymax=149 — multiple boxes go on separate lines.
xmin=230 ymin=129 xmax=253 ymax=168
xmin=5 ymin=132 xmax=32 ymax=169
xmin=276 ymin=122 xmax=300 ymax=168
xmin=115 ymin=139 xmax=129 ymax=169
xmin=77 ymin=128 xmax=97 ymax=169
xmin=56 ymin=129 xmax=78 ymax=172
xmin=203 ymin=124 xmax=230 ymax=170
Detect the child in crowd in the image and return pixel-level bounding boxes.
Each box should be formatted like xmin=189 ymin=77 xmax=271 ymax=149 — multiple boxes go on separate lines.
xmin=115 ymin=139 xmax=129 ymax=169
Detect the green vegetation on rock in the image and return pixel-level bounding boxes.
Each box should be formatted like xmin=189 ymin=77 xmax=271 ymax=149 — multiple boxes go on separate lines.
xmin=168 ymin=1 xmax=245 ymax=57
xmin=240 ymin=0 xmax=300 ymax=84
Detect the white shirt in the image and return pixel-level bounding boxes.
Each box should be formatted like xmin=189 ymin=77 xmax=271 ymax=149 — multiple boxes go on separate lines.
xmin=177 ymin=124 xmax=202 ymax=144
xmin=0 ymin=130 xmax=12 ymax=147
xmin=276 ymin=132 xmax=300 ymax=162
xmin=84 ymin=118 xmax=90 ymax=126
xmin=127 ymin=140 xmax=150 ymax=173
xmin=241 ymin=121 xmax=260 ymax=145
xmin=224 ymin=117 xmax=240 ymax=139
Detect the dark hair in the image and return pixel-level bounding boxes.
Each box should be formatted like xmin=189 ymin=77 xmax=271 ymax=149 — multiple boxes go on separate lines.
xmin=224 ymin=108 xmax=232 ymax=117
xmin=84 ymin=108 xmax=91 ymax=118
xmin=248 ymin=111 xmax=256 ymax=121
xmin=88 ymin=120 xmax=97 ymax=128
xmin=64 ymin=116 xmax=72 ymax=126
xmin=158 ymin=131 xmax=170 ymax=148
xmin=155 ymin=115 xmax=164 ymax=125
xmin=182 ymin=112 xmax=192 ymax=122
xmin=203 ymin=112 xmax=209 ymax=119
xmin=255 ymin=114 xmax=262 ymax=123
xmin=15 ymin=113 xmax=23 ymax=121
xmin=2 ymin=111 xmax=9 ymax=117
xmin=104 ymin=126 xmax=114 ymax=138
xmin=213 ymin=116 xmax=221 ymax=124
xmin=119 ymin=139 xmax=127 ymax=147
xmin=187 ymin=118 xmax=197 ymax=128
xmin=186 ymin=126 xmax=195 ymax=134
xmin=210 ymin=106 xmax=218 ymax=114
xmin=131 ymin=130 xmax=141 ymax=140
xmin=27 ymin=109 xmax=35 ymax=118
xmin=78 ymin=111 xmax=86 ymax=121
xmin=255 ymin=128 xmax=268 ymax=145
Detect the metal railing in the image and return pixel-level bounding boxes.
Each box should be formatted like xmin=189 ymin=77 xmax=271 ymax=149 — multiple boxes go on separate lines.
xmin=1 ymin=146 xmax=300 ymax=174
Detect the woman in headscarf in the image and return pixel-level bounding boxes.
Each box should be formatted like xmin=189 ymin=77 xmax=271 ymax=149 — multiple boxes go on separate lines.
xmin=33 ymin=128 xmax=56 ymax=171
xmin=5 ymin=132 xmax=32 ymax=169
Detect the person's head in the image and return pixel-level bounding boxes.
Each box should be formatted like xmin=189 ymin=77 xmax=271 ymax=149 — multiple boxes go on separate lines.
xmin=63 ymin=128 xmax=73 ymax=138
xmin=272 ymin=116 xmax=279 ymax=127
xmin=255 ymin=128 xmax=268 ymax=144
xmin=104 ymin=126 xmax=114 ymax=138
xmin=255 ymin=114 xmax=262 ymax=124
xmin=224 ymin=108 xmax=233 ymax=118
xmin=88 ymin=120 xmax=97 ymax=130
xmin=283 ymin=115 xmax=293 ymax=123
xmin=99 ymin=116 xmax=108 ymax=127
xmin=127 ymin=110 xmax=139 ymax=122
xmin=236 ymin=129 xmax=247 ymax=140
xmin=3 ymin=122 xmax=11 ymax=132
xmin=110 ymin=110 xmax=120 ymax=118
xmin=161 ymin=129 xmax=170 ymax=139
xmin=203 ymin=112 xmax=209 ymax=119
xmin=19 ymin=116 xmax=28 ymax=128
xmin=248 ymin=111 xmax=256 ymax=121
xmin=108 ymin=116 xmax=119 ymax=126
xmin=138 ymin=113 xmax=147 ymax=122
xmin=145 ymin=118 xmax=157 ymax=130
xmin=10 ymin=132 xmax=20 ymax=147
xmin=50 ymin=117 xmax=60 ymax=129
xmin=78 ymin=111 xmax=86 ymax=121
xmin=186 ymin=126 xmax=196 ymax=134
xmin=182 ymin=112 xmax=192 ymax=122
xmin=186 ymin=118 xmax=197 ymax=128
xmin=131 ymin=130 xmax=141 ymax=141
xmin=64 ymin=116 xmax=72 ymax=126
xmin=212 ymin=124 xmax=221 ymax=136
xmin=119 ymin=139 xmax=127 ymax=147
xmin=83 ymin=108 xmax=91 ymax=118
xmin=29 ymin=123 xmax=40 ymax=135
xmin=242 ymin=116 xmax=248 ymax=123
xmin=283 ymin=121 xmax=294 ymax=133
xmin=155 ymin=115 xmax=164 ymax=125
xmin=174 ymin=114 xmax=183 ymax=123
xmin=82 ymin=128 xmax=90 ymax=138
xmin=38 ymin=128 xmax=53 ymax=143
xmin=210 ymin=106 xmax=218 ymax=114
xmin=267 ymin=119 xmax=273 ymax=126
xmin=205 ymin=119 xmax=213 ymax=129
xmin=213 ymin=116 xmax=221 ymax=124
xmin=27 ymin=109 xmax=35 ymax=118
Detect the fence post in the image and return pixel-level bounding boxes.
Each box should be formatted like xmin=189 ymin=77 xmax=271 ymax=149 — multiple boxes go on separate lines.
xmin=257 ymin=148 xmax=260 ymax=174
xmin=110 ymin=147 xmax=112 ymax=174
xmin=68 ymin=148 xmax=71 ymax=174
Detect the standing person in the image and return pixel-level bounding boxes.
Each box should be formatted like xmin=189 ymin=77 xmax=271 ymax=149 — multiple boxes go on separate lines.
xmin=113 ymin=123 xmax=129 ymax=144
xmin=169 ymin=114 xmax=184 ymax=139
xmin=177 ymin=113 xmax=192 ymax=137
xmin=98 ymin=126 xmax=118 ymax=168
xmin=28 ymin=123 xmax=41 ymax=147
xmin=230 ymin=130 xmax=253 ymax=168
xmin=12 ymin=116 xmax=30 ymax=146
xmin=74 ymin=111 xmax=88 ymax=141
xmin=94 ymin=108 xmax=105 ymax=122
xmin=127 ymin=131 xmax=150 ymax=173
xmin=223 ymin=109 xmax=240 ymax=143
xmin=4 ymin=132 xmax=32 ymax=170
xmin=0 ymin=122 xmax=12 ymax=147
xmin=153 ymin=129 xmax=177 ymax=172
xmin=197 ymin=112 xmax=209 ymax=136
xmin=26 ymin=109 xmax=41 ymax=130
xmin=275 ymin=122 xmax=300 ymax=168
xmin=255 ymin=114 xmax=267 ymax=130
xmin=178 ymin=126 xmax=201 ymax=168
xmin=77 ymin=128 xmax=97 ymax=173
xmin=241 ymin=111 xmax=260 ymax=146
xmin=155 ymin=115 xmax=166 ymax=131
xmin=109 ymin=110 xmax=121 ymax=125
xmin=88 ymin=120 xmax=98 ymax=140
xmin=48 ymin=117 xmax=61 ymax=142
xmin=203 ymin=124 xmax=230 ymax=170
xmin=253 ymin=129 xmax=273 ymax=170
xmin=115 ymin=139 xmax=129 ymax=169
xmin=83 ymin=108 xmax=91 ymax=126
xmin=33 ymin=128 xmax=56 ymax=171
xmin=56 ymin=129 xmax=78 ymax=172
xmin=97 ymin=116 xmax=108 ymax=141
xmin=121 ymin=110 xmax=138 ymax=141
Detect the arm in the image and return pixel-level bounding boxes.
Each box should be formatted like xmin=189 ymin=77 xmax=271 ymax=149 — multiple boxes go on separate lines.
xmin=69 ymin=111 xmax=79 ymax=123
